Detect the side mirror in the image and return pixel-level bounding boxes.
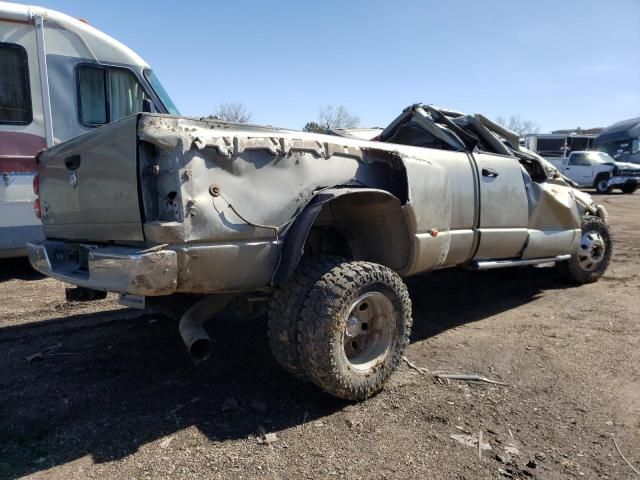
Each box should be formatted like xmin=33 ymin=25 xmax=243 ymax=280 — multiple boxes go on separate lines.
xmin=142 ymin=98 xmax=157 ymax=113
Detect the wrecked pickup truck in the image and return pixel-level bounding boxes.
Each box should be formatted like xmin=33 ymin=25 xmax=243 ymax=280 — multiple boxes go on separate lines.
xmin=27 ymin=104 xmax=612 ymax=400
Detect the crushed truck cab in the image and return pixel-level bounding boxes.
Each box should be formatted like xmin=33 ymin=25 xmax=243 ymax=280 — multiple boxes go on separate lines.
xmin=28 ymin=105 xmax=613 ymax=400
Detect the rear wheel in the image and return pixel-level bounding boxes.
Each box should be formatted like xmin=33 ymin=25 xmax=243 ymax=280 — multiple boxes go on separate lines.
xmin=621 ymin=183 xmax=638 ymax=194
xmin=267 ymin=256 xmax=344 ymax=380
xmin=558 ymin=216 xmax=612 ymax=284
xmin=297 ymin=260 xmax=412 ymax=401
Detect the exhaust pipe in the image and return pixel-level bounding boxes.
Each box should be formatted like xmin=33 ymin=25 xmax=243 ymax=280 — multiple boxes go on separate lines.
xmin=178 ymin=295 xmax=233 ymax=362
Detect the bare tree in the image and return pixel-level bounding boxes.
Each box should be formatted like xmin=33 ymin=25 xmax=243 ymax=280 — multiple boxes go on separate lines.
xmin=211 ymin=102 xmax=252 ymax=123
xmin=496 ymin=115 xmax=540 ymax=136
xmin=317 ymin=105 xmax=360 ymax=130
xmin=302 ymin=121 xmax=325 ymax=133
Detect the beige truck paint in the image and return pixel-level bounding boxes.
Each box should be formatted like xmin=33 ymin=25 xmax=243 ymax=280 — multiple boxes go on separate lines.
xmin=28 ymin=104 xmax=598 ymax=296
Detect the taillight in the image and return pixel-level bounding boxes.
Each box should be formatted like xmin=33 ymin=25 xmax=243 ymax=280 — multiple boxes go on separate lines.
xmin=33 ymin=174 xmax=41 ymax=218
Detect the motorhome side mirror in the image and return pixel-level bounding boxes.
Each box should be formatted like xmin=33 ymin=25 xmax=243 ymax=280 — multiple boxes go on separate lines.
xmin=142 ymin=98 xmax=156 ymax=113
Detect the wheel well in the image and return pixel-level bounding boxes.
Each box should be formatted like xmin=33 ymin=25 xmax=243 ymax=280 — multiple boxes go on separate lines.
xmin=593 ymin=172 xmax=610 ymax=187
xmin=302 ymin=191 xmax=411 ymax=271
xmin=303 ymin=225 xmax=352 ymax=259
xmin=273 ymin=189 xmax=413 ymax=286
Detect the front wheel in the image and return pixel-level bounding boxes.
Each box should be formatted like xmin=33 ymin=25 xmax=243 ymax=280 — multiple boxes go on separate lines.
xmin=621 ymin=183 xmax=638 ymax=194
xmin=298 ymin=260 xmax=412 ymax=401
xmin=595 ymin=177 xmax=611 ymax=194
xmin=557 ymin=216 xmax=612 ymax=284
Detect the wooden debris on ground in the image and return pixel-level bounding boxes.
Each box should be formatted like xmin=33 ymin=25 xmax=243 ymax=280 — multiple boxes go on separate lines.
xmin=402 ymin=356 xmax=507 ymax=385
xmin=612 ymin=433 xmax=640 ymax=476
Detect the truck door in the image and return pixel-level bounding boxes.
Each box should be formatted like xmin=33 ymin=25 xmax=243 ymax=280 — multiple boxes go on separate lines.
xmin=564 ymin=153 xmax=593 ymax=186
xmin=472 ymin=153 xmax=529 ymax=259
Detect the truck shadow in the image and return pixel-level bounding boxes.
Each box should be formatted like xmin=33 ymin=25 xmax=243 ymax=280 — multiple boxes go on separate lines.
xmin=406 ymin=265 xmax=572 ymax=341
xmin=0 ymin=257 xmax=44 ymax=283
xmin=0 ymin=265 xmax=572 ymax=477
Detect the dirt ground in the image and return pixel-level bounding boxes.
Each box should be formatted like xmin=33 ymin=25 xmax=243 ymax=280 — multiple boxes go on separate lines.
xmin=0 ymin=192 xmax=638 ymax=480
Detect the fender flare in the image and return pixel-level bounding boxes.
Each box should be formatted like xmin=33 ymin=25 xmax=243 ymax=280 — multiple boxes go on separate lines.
xmin=272 ymin=187 xmax=407 ymax=285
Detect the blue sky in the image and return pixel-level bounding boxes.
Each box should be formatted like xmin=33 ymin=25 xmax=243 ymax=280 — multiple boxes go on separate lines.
xmin=40 ymin=0 xmax=640 ymax=132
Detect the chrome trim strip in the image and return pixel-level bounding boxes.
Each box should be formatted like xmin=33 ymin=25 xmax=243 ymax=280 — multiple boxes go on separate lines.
xmin=33 ymin=14 xmax=54 ymax=147
xmin=472 ymin=254 xmax=571 ymax=270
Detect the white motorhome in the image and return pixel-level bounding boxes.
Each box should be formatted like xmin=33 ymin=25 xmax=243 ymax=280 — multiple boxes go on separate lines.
xmin=523 ymin=133 xmax=597 ymax=167
xmin=0 ymin=1 xmax=178 ymax=257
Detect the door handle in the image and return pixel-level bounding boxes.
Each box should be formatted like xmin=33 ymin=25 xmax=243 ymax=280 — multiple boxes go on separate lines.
xmin=481 ymin=168 xmax=499 ymax=178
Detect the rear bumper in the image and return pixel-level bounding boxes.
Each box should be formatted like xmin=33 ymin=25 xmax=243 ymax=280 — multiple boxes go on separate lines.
xmin=27 ymin=240 xmax=178 ymax=296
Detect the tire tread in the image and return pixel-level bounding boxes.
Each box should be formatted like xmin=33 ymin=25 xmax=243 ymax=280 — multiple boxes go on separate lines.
xmin=297 ymin=260 xmax=412 ymax=400
xmin=267 ymin=255 xmax=345 ymax=379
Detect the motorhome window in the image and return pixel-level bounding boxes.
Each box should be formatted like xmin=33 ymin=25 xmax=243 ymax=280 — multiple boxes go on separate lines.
xmin=78 ymin=66 xmax=107 ymax=125
xmin=144 ymin=69 xmax=179 ymax=115
xmin=78 ymin=65 xmax=146 ymax=126
xmin=567 ymin=137 xmax=590 ymax=153
xmin=536 ymin=138 xmax=565 ymax=157
xmin=598 ymin=139 xmax=637 ymax=157
xmin=0 ymin=43 xmax=32 ymax=125
xmin=108 ymin=69 xmax=145 ymax=120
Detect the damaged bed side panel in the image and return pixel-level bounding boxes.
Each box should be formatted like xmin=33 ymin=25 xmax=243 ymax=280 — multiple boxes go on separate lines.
xmin=136 ymin=115 xmax=480 ymax=290
xmin=138 ymin=116 xmax=408 ymax=243
xmin=137 ymin=116 xmax=419 ymax=291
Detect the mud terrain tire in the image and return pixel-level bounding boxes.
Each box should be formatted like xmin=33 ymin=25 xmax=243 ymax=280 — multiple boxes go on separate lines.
xmin=268 ymin=256 xmax=344 ymax=380
xmin=298 ymin=260 xmax=412 ymax=401
xmin=558 ymin=216 xmax=612 ymax=284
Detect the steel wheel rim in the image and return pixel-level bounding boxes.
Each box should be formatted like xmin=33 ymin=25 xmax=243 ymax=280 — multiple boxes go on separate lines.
xmin=577 ymin=230 xmax=606 ymax=271
xmin=597 ymin=180 xmax=609 ymax=191
xmin=343 ymin=291 xmax=397 ymax=372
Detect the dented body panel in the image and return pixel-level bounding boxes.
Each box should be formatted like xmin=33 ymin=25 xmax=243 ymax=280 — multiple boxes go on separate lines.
xmin=28 ymin=107 xmax=601 ymax=296
xmin=38 ymin=116 xmax=145 ymax=243
xmin=29 ymin=240 xmax=177 ymax=295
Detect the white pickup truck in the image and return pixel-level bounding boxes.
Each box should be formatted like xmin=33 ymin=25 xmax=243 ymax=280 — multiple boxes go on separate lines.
xmin=549 ymin=151 xmax=640 ymax=194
